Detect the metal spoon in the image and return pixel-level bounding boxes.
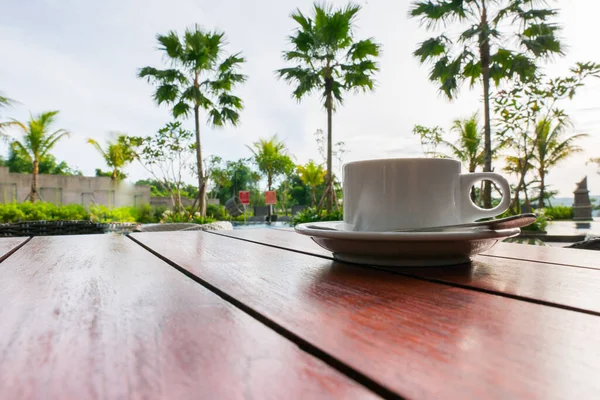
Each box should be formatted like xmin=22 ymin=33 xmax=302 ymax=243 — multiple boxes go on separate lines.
xmin=305 ymin=213 xmax=537 ymax=233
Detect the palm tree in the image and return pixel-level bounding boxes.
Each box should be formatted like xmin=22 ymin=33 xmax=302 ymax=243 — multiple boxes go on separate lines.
xmin=410 ymin=0 xmax=563 ymax=208
xmin=248 ymin=135 xmax=295 ymax=220
xmin=87 ymin=134 xmax=137 ymax=181
xmin=533 ymin=118 xmax=587 ymax=208
xmin=297 ymin=160 xmax=325 ymax=206
xmin=0 ymin=111 xmax=70 ymax=202
xmin=445 ymin=113 xmax=484 ymax=173
xmin=277 ymin=3 xmax=380 ymax=212
xmin=247 ymin=135 xmax=294 ymax=191
xmin=139 ymin=25 xmax=246 ymax=216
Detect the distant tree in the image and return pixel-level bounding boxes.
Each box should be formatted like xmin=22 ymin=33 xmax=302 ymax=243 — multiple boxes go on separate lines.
xmin=494 ymin=62 xmax=600 ymax=213
xmin=207 ymin=156 xmax=259 ymax=204
xmin=413 ymin=113 xmax=485 ymax=173
xmin=533 ymin=118 xmax=587 ymax=208
xmin=247 ymin=135 xmax=295 ymax=191
xmin=414 ymin=113 xmax=486 ymax=202
xmin=278 ymin=3 xmax=380 ymax=211
xmin=248 ymin=135 xmax=294 ymax=218
xmin=139 ymin=25 xmax=246 ymax=216
xmin=87 ymin=134 xmax=137 ymax=181
xmin=0 ymin=111 xmax=70 ymax=202
xmin=136 ymin=121 xmax=195 ymax=211
xmin=410 ymin=0 xmax=564 ymax=207
xmin=297 ymin=160 xmax=325 ymax=206
xmin=96 ymin=169 xmax=127 ymax=180
xmin=136 ymin=179 xmax=198 ymax=199
xmin=0 ymin=143 xmax=81 ymax=176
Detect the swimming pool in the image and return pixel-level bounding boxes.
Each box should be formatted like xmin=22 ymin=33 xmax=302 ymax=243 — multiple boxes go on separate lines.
xmin=232 ymin=221 xmax=292 ymax=230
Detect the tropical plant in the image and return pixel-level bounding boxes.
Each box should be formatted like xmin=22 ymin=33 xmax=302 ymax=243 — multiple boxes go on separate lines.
xmin=247 ymin=135 xmax=295 ymax=191
xmin=139 ymin=25 xmax=246 ymax=216
xmin=1 ymin=142 xmax=81 ymax=176
xmin=291 ymin=206 xmax=344 ymax=226
xmin=297 ymin=160 xmax=325 ymax=206
xmin=413 ymin=113 xmax=484 ymax=172
xmin=494 ymin=62 xmax=600 ymax=213
xmin=136 ymin=179 xmax=198 ymax=199
xmin=532 ymin=118 xmax=586 ymax=208
xmin=278 ymin=3 xmax=380 ymax=211
xmin=410 ymin=0 xmax=563 ymax=207
xmin=543 ymin=205 xmax=573 ymax=221
xmin=206 ymin=156 xmax=260 ymax=204
xmin=136 ymin=121 xmax=195 ymax=211
xmin=87 ymin=134 xmax=137 ymax=181
xmin=0 ymin=111 xmax=70 ymax=202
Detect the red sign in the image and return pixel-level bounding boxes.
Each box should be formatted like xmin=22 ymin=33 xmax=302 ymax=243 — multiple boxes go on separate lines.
xmin=239 ymin=191 xmax=250 ymax=205
xmin=265 ymin=191 xmax=277 ymax=205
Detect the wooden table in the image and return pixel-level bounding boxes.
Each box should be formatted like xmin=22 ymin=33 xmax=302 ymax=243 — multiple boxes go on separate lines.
xmin=1 ymin=230 xmax=599 ymax=399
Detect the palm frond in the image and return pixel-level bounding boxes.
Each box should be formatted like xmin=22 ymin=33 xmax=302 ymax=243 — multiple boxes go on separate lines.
xmin=157 ymin=31 xmax=184 ymax=60
xmin=347 ymin=38 xmax=380 ymax=60
xmin=409 ymin=0 xmax=468 ymax=29
xmin=11 ymin=140 xmax=33 ymax=161
xmin=414 ymin=36 xmax=449 ymax=63
xmin=40 ymin=129 xmax=70 ymax=157
xmin=87 ymin=138 xmax=108 ymax=159
xmin=172 ymin=101 xmax=191 ymax=118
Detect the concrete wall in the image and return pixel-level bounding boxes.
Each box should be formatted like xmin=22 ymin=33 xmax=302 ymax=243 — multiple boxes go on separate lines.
xmin=0 ymin=167 xmax=150 ymax=207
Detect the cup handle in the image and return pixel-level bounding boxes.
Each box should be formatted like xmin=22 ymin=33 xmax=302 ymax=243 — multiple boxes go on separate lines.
xmin=459 ymin=172 xmax=511 ymax=221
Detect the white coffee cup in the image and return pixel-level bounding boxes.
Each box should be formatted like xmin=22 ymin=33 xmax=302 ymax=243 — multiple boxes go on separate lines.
xmin=343 ymin=158 xmax=511 ymax=232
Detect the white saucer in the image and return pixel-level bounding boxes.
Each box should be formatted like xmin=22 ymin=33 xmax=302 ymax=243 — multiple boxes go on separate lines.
xmin=295 ymin=221 xmax=520 ymax=267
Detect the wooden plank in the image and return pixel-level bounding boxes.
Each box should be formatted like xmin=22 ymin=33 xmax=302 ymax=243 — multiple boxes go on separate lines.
xmin=0 ymin=237 xmax=29 ymax=262
xmin=484 ymin=242 xmax=600 ymax=270
xmin=212 ymin=229 xmax=600 ymax=314
xmin=132 ymin=231 xmax=600 ymax=400
xmin=0 ymin=235 xmax=379 ymax=400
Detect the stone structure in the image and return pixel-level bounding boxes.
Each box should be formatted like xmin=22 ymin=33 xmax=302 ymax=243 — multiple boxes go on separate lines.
xmin=573 ymin=176 xmax=593 ymax=221
xmin=0 ymin=166 xmax=150 ymax=207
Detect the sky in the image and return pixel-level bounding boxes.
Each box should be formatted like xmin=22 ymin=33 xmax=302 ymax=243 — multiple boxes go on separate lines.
xmin=0 ymin=0 xmax=599 ymax=197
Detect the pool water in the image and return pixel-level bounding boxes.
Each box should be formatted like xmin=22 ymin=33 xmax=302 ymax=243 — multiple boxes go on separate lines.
xmin=232 ymin=221 xmax=292 ymax=230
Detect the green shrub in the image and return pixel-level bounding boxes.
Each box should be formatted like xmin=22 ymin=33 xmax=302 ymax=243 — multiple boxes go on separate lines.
xmin=54 ymin=204 xmax=89 ymax=221
xmin=520 ymin=211 xmax=549 ymax=232
xmin=89 ymin=205 xmax=136 ymax=223
xmin=291 ymin=207 xmax=343 ymax=226
xmin=160 ymin=209 xmax=216 ymax=224
xmin=543 ymin=206 xmax=573 ymax=220
xmin=131 ymin=204 xmax=157 ymax=223
xmin=206 ymin=203 xmax=230 ymax=220
xmin=0 ymin=203 xmax=25 ymax=223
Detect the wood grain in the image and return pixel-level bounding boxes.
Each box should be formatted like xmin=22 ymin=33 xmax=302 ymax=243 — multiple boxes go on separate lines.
xmin=0 ymin=234 xmax=379 ymax=400
xmin=213 ymin=229 xmax=600 ymax=314
xmin=0 ymin=237 xmax=30 ymax=262
xmin=484 ymin=242 xmax=600 ymax=270
xmin=132 ymin=231 xmax=600 ymax=400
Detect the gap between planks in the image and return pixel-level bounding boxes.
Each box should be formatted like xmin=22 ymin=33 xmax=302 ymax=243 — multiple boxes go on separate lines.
xmin=206 ymin=230 xmax=600 ymax=318
xmin=0 ymin=237 xmax=33 ymax=264
xmin=127 ymin=234 xmax=403 ymax=400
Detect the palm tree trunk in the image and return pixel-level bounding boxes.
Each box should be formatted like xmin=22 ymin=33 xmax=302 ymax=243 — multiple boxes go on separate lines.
xmin=112 ymin=168 xmax=117 ymax=181
xmin=31 ymin=158 xmax=39 ymax=203
xmin=325 ymin=89 xmax=333 ymax=212
xmin=479 ymin=0 xmax=492 ymax=209
xmin=267 ymin=173 xmax=272 ymax=221
xmin=311 ymin=186 xmax=316 ymax=207
xmin=538 ymin=169 xmax=546 ymax=209
xmin=194 ymin=105 xmax=206 ymax=217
